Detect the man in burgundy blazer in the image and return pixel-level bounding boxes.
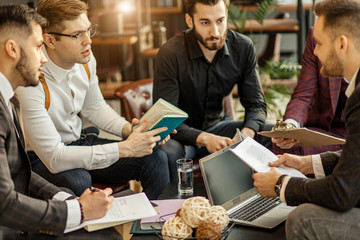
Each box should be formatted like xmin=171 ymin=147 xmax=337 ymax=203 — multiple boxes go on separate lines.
xmin=273 ymin=27 xmax=347 ymax=155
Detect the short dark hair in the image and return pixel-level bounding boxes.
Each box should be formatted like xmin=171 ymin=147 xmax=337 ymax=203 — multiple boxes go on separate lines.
xmin=314 ymin=0 xmax=360 ymax=41
xmin=0 ymin=4 xmax=47 ymax=40
xmin=184 ymin=0 xmax=230 ymax=17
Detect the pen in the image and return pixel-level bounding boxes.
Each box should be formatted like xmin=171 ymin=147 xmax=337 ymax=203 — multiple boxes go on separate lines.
xmin=90 ymin=186 xmax=100 ymax=192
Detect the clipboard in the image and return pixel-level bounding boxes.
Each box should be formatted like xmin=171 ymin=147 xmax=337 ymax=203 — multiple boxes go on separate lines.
xmin=258 ymin=128 xmax=346 ymax=147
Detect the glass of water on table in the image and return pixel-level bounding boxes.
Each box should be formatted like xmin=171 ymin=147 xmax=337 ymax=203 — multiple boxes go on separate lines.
xmin=176 ymin=158 xmax=193 ymax=196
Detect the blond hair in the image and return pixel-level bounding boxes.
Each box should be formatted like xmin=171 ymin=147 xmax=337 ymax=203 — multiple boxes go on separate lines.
xmin=37 ymin=0 xmax=88 ymax=33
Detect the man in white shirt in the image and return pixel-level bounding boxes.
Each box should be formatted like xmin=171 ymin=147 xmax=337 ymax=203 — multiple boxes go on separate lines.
xmin=0 ymin=4 xmax=122 ymax=239
xmin=15 ymin=0 xmax=170 ymax=199
xmin=252 ymin=0 xmax=360 ymax=239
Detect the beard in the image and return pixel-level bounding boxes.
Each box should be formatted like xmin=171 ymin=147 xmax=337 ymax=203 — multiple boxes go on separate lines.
xmin=15 ymin=47 xmax=40 ymax=87
xmin=193 ymin=25 xmax=226 ymax=51
xmin=320 ymin=47 xmax=344 ymax=78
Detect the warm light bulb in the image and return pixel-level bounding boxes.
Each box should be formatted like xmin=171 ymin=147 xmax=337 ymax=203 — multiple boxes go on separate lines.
xmin=116 ymin=1 xmax=134 ymax=13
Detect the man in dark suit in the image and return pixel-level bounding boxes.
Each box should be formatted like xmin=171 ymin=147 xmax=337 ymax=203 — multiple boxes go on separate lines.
xmin=0 ymin=4 xmax=121 ymax=239
xmin=253 ymin=0 xmax=360 ymax=239
xmin=272 ymin=27 xmax=347 ymax=155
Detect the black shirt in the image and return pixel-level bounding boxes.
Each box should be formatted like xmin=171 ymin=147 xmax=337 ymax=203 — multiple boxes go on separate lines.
xmin=153 ymin=29 xmax=267 ymax=145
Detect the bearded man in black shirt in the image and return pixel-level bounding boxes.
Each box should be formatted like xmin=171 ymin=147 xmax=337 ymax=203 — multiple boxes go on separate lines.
xmin=153 ymin=0 xmax=272 ymax=182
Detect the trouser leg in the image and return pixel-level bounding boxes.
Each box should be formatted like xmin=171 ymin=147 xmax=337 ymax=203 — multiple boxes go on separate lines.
xmin=29 ymin=152 xmax=92 ymax=196
xmin=286 ymin=203 xmax=360 ymax=240
xmin=158 ymin=139 xmax=185 ymax=183
xmin=90 ymin=148 xmax=170 ymax=200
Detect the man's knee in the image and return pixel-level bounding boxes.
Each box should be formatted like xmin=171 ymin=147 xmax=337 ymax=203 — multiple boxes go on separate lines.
xmin=147 ymin=149 xmax=168 ymax=168
xmin=286 ymin=203 xmax=317 ymax=239
xmin=159 ymin=139 xmax=184 ymax=158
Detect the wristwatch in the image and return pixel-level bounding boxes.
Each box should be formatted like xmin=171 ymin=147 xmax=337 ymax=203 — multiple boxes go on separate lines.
xmin=274 ymin=174 xmax=288 ymax=197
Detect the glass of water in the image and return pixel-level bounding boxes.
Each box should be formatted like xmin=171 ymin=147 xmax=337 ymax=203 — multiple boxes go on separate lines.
xmin=176 ymin=158 xmax=194 ymax=196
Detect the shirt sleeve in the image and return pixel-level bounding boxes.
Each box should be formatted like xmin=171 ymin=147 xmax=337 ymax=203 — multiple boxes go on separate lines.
xmin=53 ymin=191 xmax=72 ymax=201
xmin=312 ymin=154 xmax=326 ymax=178
xmin=280 ymin=176 xmax=291 ymax=203
xmin=237 ymin=40 xmax=267 ymax=133
xmin=284 ymin=118 xmax=300 ymax=128
xmin=153 ymin=42 xmax=203 ymax=145
xmin=80 ymin=53 xmax=128 ymax=138
xmin=64 ymin=200 xmax=81 ymax=229
xmin=15 ymin=85 xmax=120 ymax=174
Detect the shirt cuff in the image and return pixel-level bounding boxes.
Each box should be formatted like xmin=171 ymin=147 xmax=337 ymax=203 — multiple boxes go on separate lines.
xmin=64 ymin=200 xmax=81 ymax=230
xmin=52 ymin=191 xmax=73 ymax=201
xmin=279 ymin=176 xmax=291 ymax=204
xmin=284 ymin=118 xmax=300 ymax=128
xmin=312 ymin=154 xmax=325 ymax=178
xmin=90 ymin=142 xmax=119 ymax=170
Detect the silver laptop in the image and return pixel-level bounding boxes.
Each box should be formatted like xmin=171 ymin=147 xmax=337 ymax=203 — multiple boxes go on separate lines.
xmin=199 ymin=143 xmax=295 ymax=229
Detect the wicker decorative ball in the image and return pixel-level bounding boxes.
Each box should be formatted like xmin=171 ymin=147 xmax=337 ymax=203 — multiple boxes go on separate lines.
xmin=180 ymin=197 xmax=212 ymax=228
xmin=195 ymin=222 xmax=222 ymax=240
xmin=161 ymin=216 xmax=193 ymax=240
xmin=175 ymin=208 xmax=182 ymax=217
xmin=209 ymin=206 xmax=230 ymax=230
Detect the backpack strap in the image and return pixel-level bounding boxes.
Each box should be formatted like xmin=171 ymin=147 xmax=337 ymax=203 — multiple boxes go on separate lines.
xmin=40 ymin=64 xmax=90 ymax=110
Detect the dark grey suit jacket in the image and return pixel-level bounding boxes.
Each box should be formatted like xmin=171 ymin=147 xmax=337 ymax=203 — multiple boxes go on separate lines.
xmin=0 ymin=93 xmax=67 ymax=236
xmin=285 ymin=70 xmax=360 ymax=211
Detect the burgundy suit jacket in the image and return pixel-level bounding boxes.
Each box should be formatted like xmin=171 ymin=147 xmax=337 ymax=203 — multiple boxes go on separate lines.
xmin=276 ymin=28 xmax=347 ymax=155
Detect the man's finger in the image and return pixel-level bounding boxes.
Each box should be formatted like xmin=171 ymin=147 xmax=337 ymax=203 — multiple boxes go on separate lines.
xmin=269 ymin=157 xmax=286 ymax=167
xmin=147 ymin=126 xmax=168 ymax=136
xmin=102 ymin=187 xmax=113 ymax=197
xmin=133 ymin=119 xmax=148 ymax=132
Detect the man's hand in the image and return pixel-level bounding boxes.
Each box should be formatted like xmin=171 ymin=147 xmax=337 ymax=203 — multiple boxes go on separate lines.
xmin=78 ymin=188 xmax=114 ymax=221
xmin=272 ymin=137 xmax=300 ymax=149
xmin=269 ymin=153 xmax=313 ymax=175
xmin=118 ymin=120 xmax=168 ymax=158
xmin=196 ymin=132 xmax=234 ymax=153
xmin=252 ymin=168 xmax=282 ymax=198
xmin=122 ymin=118 xmax=140 ymax=139
xmin=241 ymin=127 xmax=255 ymax=139
xmin=157 ymin=129 xmax=177 ymax=146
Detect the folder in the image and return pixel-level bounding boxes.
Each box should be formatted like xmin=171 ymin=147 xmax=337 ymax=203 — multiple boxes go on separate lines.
xmin=258 ymin=128 xmax=346 ymax=147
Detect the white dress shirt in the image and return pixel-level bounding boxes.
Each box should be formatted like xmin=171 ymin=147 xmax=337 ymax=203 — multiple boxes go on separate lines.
xmin=279 ymin=68 xmax=359 ymax=203
xmin=0 ymin=72 xmax=81 ymax=231
xmin=15 ymin=47 xmax=129 ymax=173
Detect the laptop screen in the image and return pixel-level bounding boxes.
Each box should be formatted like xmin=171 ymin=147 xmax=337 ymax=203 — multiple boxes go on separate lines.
xmin=201 ymin=146 xmax=254 ymax=206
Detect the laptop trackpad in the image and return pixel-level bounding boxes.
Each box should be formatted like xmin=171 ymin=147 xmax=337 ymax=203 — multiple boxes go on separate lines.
xmin=263 ymin=205 xmax=294 ymax=219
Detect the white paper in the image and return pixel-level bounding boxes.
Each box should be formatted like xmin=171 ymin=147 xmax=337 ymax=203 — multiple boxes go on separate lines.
xmin=230 ymin=137 xmax=306 ymax=178
xmin=65 ymin=192 xmax=157 ymax=233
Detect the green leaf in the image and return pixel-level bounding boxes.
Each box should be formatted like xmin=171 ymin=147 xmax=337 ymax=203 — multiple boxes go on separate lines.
xmin=254 ymin=0 xmax=278 ymax=25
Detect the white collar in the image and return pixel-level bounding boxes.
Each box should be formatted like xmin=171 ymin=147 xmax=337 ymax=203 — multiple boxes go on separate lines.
xmin=345 ymin=68 xmax=359 ymax=97
xmin=42 ymin=46 xmax=74 ymax=83
xmin=0 ymin=72 xmax=14 ymax=102
xmin=0 ymin=72 xmax=15 ymax=116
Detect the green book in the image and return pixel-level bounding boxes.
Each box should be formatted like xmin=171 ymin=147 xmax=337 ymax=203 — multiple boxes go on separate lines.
xmin=136 ymin=98 xmax=188 ymax=141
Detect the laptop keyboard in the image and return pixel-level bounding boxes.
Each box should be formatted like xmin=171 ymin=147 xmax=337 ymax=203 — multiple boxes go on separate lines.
xmin=229 ymin=195 xmax=282 ymax=222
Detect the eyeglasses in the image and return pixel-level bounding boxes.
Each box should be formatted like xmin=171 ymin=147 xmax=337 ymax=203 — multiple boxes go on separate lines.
xmin=48 ymin=24 xmax=98 ymax=43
